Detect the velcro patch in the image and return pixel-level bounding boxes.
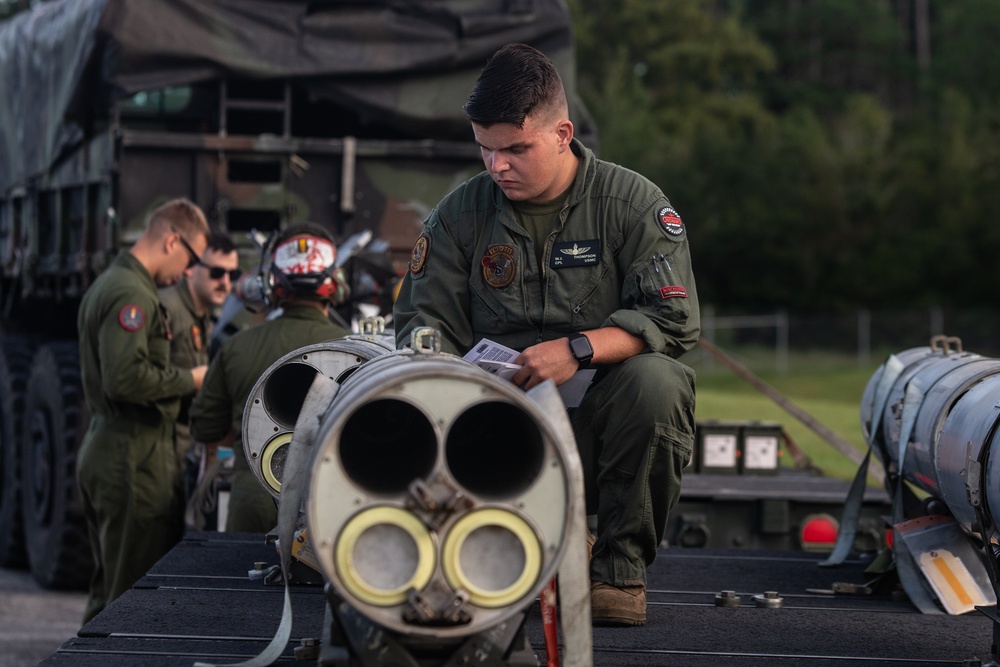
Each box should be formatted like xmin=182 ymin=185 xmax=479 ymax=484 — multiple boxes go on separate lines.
xmin=409 ymin=235 xmax=430 ymax=275
xmin=657 ymin=206 xmax=684 ymax=238
xmin=118 ymin=304 xmax=146 ymax=331
xmin=481 ymin=244 xmax=516 ymax=288
xmin=551 ymin=240 xmax=600 ymax=268
xmin=191 ymin=324 xmax=203 ymax=352
xmin=659 ymin=285 xmax=688 ymax=300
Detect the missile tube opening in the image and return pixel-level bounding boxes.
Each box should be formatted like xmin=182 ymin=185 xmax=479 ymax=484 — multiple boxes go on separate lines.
xmin=261 ymin=361 xmax=320 ymax=428
xmin=339 ymin=398 xmax=438 ymax=495
xmin=445 ymin=401 xmax=545 ymax=499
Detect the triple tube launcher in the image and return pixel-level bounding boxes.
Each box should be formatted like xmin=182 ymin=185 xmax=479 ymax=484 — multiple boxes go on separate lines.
xmin=239 ymin=327 xmax=592 ymax=667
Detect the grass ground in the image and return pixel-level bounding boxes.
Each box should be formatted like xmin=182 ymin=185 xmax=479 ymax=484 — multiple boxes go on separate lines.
xmin=681 ymin=345 xmax=885 ymax=482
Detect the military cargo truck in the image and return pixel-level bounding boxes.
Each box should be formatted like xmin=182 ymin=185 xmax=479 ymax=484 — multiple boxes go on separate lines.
xmin=0 ymin=0 xmax=596 ymax=588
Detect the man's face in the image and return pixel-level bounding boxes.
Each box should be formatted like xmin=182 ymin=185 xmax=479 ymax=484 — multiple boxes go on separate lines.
xmin=163 ymin=231 xmax=206 ymax=287
xmin=472 ymin=112 xmax=573 ymax=204
xmin=187 ymin=248 xmax=240 ymax=311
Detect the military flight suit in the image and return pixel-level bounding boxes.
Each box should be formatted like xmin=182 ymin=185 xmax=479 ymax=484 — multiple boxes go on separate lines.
xmin=77 ymin=251 xmax=195 ymax=623
xmin=159 ymin=278 xmax=211 ymax=472
xmin=394 ymin=138 xmax=699 ymax=588
xmin=189 ymin=305 xmax=347 ymax=533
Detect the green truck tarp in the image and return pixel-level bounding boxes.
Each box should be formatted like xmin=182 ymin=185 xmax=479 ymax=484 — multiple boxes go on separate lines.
xmin=0 ymin=0 xmax=593 ymax=194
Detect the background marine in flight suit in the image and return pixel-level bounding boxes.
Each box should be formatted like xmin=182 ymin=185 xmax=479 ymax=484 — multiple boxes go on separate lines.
xmin=190 ymin=223 xmax=348 ymax=533
xmin=76 ymin=198 xmax=210 ymax=623
xmin=159 ymin=231 xmax=240 ymax=525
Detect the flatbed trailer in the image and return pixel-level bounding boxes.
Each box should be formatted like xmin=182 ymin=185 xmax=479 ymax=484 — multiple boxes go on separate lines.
xmin=39 ymin=530 xmax=993 ymax=666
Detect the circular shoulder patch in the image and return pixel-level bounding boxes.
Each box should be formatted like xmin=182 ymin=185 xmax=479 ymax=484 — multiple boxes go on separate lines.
xmin=118 ymin=304 xmax=146 ymax=331
xmin=480 ymin=244 xmax=516 ymax=289
xmin=657 ymin=206 xmax=685 ymax=237
xmin=409 ymin=235 xmax=430 ymax=275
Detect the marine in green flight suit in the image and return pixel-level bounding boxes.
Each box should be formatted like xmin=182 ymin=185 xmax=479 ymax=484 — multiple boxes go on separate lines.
xmin=76 ymin=199 xmax=210 ymax=624
xmin=393 ymin=44 xmax=699 ymax=626
xmin=159 ymin=276 xmax=211 ymax=466
xmin=190 ymin=223 xmax=348 ymax=534
xmin=159 ymin=233 xmax=240 ymax=510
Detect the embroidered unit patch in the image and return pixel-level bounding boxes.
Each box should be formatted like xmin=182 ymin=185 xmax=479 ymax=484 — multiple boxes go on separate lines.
xmin=118 ymin=304 xmax=146 ymax=331
xmin=657 ymin=206 xmax=684 ymax=237
xmin=481 ymin=244 xmax=516 ymax=288
xmin=659 ymin=285 xmax=688 ymax=299
xmin=409 ymin=236 xmax=430 ymax=275
xmin=191 ymin=324 xmax=203 ymax=352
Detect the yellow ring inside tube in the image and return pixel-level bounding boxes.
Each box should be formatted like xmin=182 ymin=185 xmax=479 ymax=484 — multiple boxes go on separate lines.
xmin=260 ymin=432 xmax=293 ymax=494
xmin=442 ymin=509 xmax=541 ymax=608
xmin=334 ymin=507 xmax=434 ymax=606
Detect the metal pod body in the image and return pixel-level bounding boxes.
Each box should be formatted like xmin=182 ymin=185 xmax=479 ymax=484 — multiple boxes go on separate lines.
xmin=304 ymin=341 xmax=577 ymax=639
xmin=243 ymin=334 xmax=396 ymax=498
xmin=860 ymin=337 xmax=1000 ymax=534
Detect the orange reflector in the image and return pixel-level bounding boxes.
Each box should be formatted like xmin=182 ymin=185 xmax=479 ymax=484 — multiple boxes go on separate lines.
xmin=800 ymin=514 xmax=839 ymax=551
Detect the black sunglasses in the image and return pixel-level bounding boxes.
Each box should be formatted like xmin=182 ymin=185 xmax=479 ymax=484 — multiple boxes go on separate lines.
xmin=198 ymin=261 xmax=242 ymax=281
xmin=172 ymin=228 xmax=201 ymax=269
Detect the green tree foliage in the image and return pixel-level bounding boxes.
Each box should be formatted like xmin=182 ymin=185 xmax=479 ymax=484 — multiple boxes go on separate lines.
xmin=932 ymin=0 xmax=1000 ymax=104
xmin=567 ymin=0 xmax=1000 ymax=312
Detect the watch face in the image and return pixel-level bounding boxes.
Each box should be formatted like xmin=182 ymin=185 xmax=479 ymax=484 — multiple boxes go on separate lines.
xmin=570 ymin=334 xmax=593 ymax=361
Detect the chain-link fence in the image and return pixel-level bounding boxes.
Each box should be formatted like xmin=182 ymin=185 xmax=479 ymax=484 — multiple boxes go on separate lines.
xmin=695 ymin=306 xmax=1000 ymax=372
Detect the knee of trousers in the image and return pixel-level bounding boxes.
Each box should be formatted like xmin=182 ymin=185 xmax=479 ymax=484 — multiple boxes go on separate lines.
xmin=611 ymin=354 xmax=696 ymax=423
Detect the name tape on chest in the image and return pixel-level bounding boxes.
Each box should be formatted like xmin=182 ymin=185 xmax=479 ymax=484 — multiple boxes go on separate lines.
xmin=550 ymin=240 xmax=600 ymax=268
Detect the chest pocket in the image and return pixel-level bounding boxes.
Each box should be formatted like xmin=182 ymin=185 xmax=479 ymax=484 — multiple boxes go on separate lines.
xmin=470 ymin=278 xmax=511 ymax=334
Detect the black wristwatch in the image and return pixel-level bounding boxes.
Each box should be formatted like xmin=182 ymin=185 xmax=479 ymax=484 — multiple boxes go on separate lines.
xmin=567 ymin=333 xmax=594 ymax=369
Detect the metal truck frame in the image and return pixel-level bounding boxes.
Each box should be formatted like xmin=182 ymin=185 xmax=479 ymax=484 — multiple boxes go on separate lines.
xmin=0 ymin=0 xmax=594 ymax=588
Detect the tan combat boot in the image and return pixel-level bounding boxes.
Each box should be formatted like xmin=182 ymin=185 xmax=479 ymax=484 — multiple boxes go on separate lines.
xmin=590 ymin=581 xmax=647 ymax=626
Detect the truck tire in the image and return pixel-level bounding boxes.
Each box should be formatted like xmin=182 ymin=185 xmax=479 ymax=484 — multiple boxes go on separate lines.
xmin=21 ymin=342 xmax=92 ymax=589
xmin=0 ymin=336 xmax=34 ymax=567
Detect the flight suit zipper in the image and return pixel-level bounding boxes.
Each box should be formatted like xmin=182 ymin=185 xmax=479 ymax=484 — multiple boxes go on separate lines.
xmin=572 ymin=268 xmax=608 ymax=314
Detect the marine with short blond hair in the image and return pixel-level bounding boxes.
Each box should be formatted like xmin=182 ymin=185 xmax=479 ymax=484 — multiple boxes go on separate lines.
xmin=76 ymin=197 xmax=211 ymax=623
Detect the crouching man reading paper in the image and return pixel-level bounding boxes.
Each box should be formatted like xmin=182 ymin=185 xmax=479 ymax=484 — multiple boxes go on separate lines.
xmin=393 ymin=43 xmax=699 ymax=626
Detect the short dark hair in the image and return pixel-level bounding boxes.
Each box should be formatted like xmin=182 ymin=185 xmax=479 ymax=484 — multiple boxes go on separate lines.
xmin=464 ymin=43 xmax=567 ymax=128
xmin=206 ymin=231 xmax=237 ymax=255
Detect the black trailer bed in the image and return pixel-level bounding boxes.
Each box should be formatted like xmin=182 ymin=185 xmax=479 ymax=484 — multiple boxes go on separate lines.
xmin=39 ymin=531 xmax=993 ymax=666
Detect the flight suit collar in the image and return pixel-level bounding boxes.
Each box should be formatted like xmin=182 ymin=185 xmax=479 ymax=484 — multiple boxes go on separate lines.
xmin=279 ymin=303 xmax=330 ymax=323
xmin=174 ymin=276 xmax=204 ymax=319
xmin=116 ymin=250 xmax=156 ymax=294
xmin=564 ymin=137 xmax=598 ymax=208
xmin=489 ymin=137 xmax=598 ymax=229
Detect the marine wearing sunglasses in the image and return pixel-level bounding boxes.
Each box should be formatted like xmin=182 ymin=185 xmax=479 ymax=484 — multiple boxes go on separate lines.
xmin=197 ymin=261 xmax=242 ymax=282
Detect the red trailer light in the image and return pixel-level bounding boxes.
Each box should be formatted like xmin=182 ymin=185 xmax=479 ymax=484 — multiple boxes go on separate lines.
xmin=800 ymin=514 xmax=839 ymax=552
